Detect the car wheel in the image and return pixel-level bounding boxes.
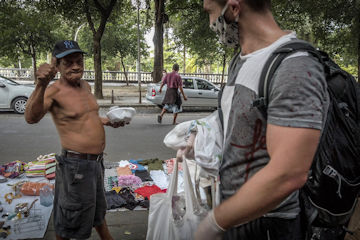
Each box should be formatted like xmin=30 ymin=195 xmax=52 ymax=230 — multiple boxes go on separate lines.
xmin=12 ymin=97 xmax=27 ymax=114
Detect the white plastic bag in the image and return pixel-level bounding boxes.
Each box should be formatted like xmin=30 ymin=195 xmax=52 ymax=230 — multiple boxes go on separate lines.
xmin=163 ymin=121 xmax=193 ymax=150
xmin=193 ymin=111 xmax=223 ymax=177
xmin=106 ymin=106 xmax=136 ymax=123
xmin=146 ymin=159 xmax=207 ymax=240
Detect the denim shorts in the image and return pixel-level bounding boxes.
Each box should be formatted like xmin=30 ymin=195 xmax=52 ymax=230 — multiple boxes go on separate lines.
xmin=53 ymin=154 xmax=107 ymax=239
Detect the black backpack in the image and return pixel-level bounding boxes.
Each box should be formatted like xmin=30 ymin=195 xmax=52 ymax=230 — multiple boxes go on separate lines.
xmin=252 ymin=40 xmax=360 ymax=229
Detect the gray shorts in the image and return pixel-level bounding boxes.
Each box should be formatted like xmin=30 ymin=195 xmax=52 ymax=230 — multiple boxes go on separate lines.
xmin=53 ymin=154 xmax=107 ymax=239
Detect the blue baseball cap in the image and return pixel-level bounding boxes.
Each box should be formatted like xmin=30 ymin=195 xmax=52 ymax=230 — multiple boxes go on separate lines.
xmin=52 ymin=40 xmax=86 ymax=59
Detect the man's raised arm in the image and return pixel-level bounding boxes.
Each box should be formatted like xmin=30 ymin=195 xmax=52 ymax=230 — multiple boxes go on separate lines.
xmin=25 ymin=57 xmax=57 ymax=124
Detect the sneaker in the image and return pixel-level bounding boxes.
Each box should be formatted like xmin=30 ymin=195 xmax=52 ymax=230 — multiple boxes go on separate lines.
xmin=157 ymin=115 xmax=162 ymax=124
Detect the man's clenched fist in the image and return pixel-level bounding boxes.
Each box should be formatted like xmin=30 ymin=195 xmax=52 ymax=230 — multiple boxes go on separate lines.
xmin=36 ymin=57 xmax=57 ymax=86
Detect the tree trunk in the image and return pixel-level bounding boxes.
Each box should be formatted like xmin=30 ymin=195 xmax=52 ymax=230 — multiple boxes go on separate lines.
xmin=30 ymin=44 xmax=37 ymax=84
xmin=84 ymin=0 xmax=117 ymax=99
xmin=357 ymin=9 xmax=360 ymax=80
xmin=120 ymin=55 xmax=129 ymax=86
xmin=183 ymin=46 xmax=186 ymax=73
xmin=93 ymin=36 xmax=103 ymax=99
xmin=357 ymin=30 xmax=359 ymax=81
xmin=153 ymin=0 xmax=165 ymax=83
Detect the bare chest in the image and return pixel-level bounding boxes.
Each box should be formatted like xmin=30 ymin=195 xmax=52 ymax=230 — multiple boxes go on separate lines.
xmin=53 ymin=88 xmax=99 ymax=120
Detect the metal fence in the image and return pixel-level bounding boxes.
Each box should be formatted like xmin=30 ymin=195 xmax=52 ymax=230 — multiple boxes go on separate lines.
xmin=0 ymin=68 xmax=228 ymax=84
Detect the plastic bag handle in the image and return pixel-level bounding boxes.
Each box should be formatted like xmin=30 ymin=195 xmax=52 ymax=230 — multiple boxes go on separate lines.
xmin=166 ymin=157 xmax=202 ymax=214
xmin=182 ymin=156 xmax=202 ymax=214
xmin=166 ymin=158 xmax=179 ymax=198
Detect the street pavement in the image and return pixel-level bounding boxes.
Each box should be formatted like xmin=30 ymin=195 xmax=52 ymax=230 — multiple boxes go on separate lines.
xmin=0 ymin=110 xmax=210 ymax=240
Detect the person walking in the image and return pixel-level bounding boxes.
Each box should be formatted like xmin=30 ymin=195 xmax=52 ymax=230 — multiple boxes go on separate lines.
xmin=158 ymin=63 xmax=187 ymax=125
xmin=25 ymin=40 xmax=125 ymax=240
xmin=193 ymin=0 xmax=329 ymax=239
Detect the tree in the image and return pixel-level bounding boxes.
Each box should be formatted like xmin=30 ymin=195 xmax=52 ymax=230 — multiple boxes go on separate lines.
xmin=153 ymin=0 xmax=168 ymax=83
xmin=0 ymin=1 xmax=60 ymax=81
xmin=85 ymin=0 xmax=117 ymax=98
xmin=273 ymin=0 xmax=360 ymax=77
xmin=100 ymin=12 xmax=150 ymax=85
xmin=40 ymin=0 xmax=121 ymax=99
xmin=166 ymin=0 xmax=235 ymax=78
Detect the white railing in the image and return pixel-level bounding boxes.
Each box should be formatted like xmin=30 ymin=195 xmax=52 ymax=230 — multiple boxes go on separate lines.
xmin=0 ymin=68 xmax=229 ymax=84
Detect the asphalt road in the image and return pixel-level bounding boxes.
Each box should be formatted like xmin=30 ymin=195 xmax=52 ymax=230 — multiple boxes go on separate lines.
xmin=0 ymin=111 xmax=210 ymax=165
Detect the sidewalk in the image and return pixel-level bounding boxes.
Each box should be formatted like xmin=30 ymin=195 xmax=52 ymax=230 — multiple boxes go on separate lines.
xmin=38 ymin=209 xmax=149 ymax=240
xmin=93 ymin=84 xmax=162 ymax=114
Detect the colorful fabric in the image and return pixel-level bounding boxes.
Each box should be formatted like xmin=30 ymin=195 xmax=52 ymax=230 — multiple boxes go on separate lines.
xmin=117 ymin=175 xmax=142 ymax=187
xmin=26 ymin=155 xmax=55 ymax=177
xmin=106 ymin=176 xmax=119 ymax=190
xmin=139 ymin=158 xmax=164 ymax=171
xmin=134 ymin=185 xmax=166 ymax=200
xmin=111 ymin=186 xmax=122 ymax=193
xmin=116 ymin=166 xmax=132 ymax=176
xmin=0 ymin=161 xmax=26 ymax=178
xmin=129 ymin=160 xmax=146 ymax=173
xmin=165 ymin=158 xmax=183 ymax=174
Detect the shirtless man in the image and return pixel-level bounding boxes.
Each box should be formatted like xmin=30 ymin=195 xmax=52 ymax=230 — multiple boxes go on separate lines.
xmin=25 ymin=40 xmax=122 ymax=240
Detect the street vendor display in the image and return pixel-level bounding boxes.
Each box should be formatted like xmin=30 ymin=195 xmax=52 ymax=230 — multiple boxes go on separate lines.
xmin=0 ymin=155 xmax=55 ymax=239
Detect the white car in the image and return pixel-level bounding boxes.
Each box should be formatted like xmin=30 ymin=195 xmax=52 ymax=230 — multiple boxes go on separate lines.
xmin=0 ymin=76 xmax=35 ymax=114
xmin=146 ymin=76 xmax=220 ymax=109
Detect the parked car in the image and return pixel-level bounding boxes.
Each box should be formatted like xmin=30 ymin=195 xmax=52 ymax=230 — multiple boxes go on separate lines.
xmin=146 ymin=76 xmax=220 ymax=109
xmin=0 ymin=75 xmax=35 ymax=114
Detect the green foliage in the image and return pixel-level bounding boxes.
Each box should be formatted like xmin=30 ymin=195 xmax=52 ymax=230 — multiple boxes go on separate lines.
xmin=273 ymin=0 xmax=359 ymax=70
xmin=0 ymin=0 xmax=63 ymax=64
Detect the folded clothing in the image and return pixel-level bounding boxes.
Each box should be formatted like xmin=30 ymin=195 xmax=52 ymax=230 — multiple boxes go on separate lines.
xmin=118 ymin=187 xmax=138 ymax=210
xmin=134 ymin=185 xmax=166 ymax=200
xmin=135 ymin=170 xmax=153 ymax=182
xmin=117 ymin=175 xmax=142 ymax=187
xmin=139 ymin=158 xmax=164 ymax=171
xmin=118 ymin=160 xmax=130 ymax=167
xmin=46 ymin=172 xmax=55 ymax=180
xmin=165 ymin=158 xmax=183 ymax=174
xmin=21 ymin=182 xmax=54 ymax=196
xmin=116 ymin=166 xmax=132 ymax=176
xmin=105 ymin=190 xmax=127 ymax=210
xmin=129 ymin=160 xmax=146 ymax=173
xmin=26 ymin=157 xmax=55 ymax=177
xmin=150 ymin=170 xmax=169 ymax=190
xmin=0 ymin=161 xmax=26 ymax=178
xmin=105 ymin=187 xmax=139 ymax=210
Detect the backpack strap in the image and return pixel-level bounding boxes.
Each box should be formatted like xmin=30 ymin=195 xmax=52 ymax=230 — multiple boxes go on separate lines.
xmin=253 ymin=40 xmax=321 ymax=119
xmin=218 ymin=85 xmax=225 ymax=129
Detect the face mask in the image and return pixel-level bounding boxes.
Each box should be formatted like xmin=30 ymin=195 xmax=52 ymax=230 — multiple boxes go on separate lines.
xmin=210 ymin=3 xmax=240 ymax=48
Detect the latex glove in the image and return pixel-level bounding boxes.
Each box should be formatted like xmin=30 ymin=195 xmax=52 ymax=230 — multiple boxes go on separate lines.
xmin=194 ymin=209 xmax=225 ymax=240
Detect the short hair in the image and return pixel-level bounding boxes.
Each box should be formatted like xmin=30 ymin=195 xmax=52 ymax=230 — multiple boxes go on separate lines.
xmin=214 ymin=0 xmax=271 ymax=12
xmin=173 ymin=64 xmax=179 ymax=71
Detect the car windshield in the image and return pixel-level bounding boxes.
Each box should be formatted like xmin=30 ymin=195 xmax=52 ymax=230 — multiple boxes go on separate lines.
xmin=0 ymin=76 xmax=19 ymax=86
